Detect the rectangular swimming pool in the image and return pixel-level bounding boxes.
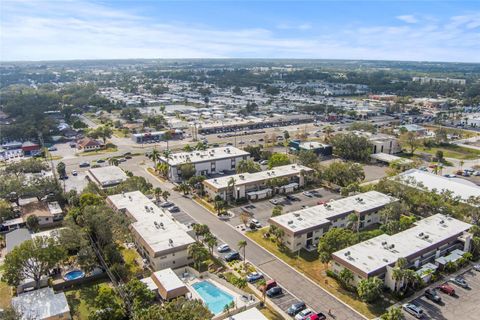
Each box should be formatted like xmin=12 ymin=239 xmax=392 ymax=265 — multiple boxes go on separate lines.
xmin=191 ymin=280 xmax=234 ymax=315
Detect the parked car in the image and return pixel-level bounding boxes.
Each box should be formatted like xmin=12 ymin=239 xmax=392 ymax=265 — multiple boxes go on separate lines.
xmin=97 ymin=159 xmax=105 ymax=163
xmin=307 ymin=313 xmax=326 ymax=320
xmin=269 ymin=199 xmax=281 ymax=205
xmin=473 ymin=264 xmax=480 ymax=272
xmin=217 ymin=244 xmax=230 ymax=252
xmin=69 ymin=143 xmax=76 ymax=148
xmin=246 ymin=272 xmax=264 ymax=283
xmin=450 ymin=276 xmax=469 ymax=288
xmin=424 ymin=288 xmax=441 ymax=303
xmin=437 ymin=283 xmax=455 ymax=295
xmin=260 ymin=279 xmax=277 ymax=292
xmin=249 ymin=219 xmax=261 ymax=229
xmin=287 ymin=302 xmax=306 ymax=316
xmin=294 ymin=308 xmax=313 ymax=320
xmin=159 ymin=201 xmax=174 ymax=208
xmin=224 ymin=251 xmax=240 ymax=262
xmin=79 ymin=162 xmax=90 ymax=167
xmin=266 ymin=286 xmax=283 ymax=298
xmin=72 ymin=170 xmax=78 ymax=176
xmin=48 ymin=146 xmax=57 ymax=151
xmin=286 ymin=194 xmax=300 ymax=201
xmin=303 ymin=191 xmax=314 ymax=197
xmin=402 ymin=303 xmax=424 ymax=319
xmin=167 ymin=206 xmax=180 ymax=213
xmin=259 ymin=160 xmax=268 ymax=165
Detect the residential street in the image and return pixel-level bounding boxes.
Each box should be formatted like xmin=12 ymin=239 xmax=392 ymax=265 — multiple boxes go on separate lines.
xmin=125 ymin=162 xmax=364 ymax=320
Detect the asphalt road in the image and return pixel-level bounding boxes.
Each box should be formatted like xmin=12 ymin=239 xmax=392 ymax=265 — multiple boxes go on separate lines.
xmin=126 ymin=162 xmax=364 ymax=320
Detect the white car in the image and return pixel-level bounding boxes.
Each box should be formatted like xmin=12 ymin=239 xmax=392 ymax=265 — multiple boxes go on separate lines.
xmin=217 ymin=244 xmax=230 ymax=253
xmin=402 ymin=303 xmax=424 ymax=319
xmin=473 ymin=264 xmax=480 ymax=272
xmin=295 ymin=308 xmax=313 ymax=320
xmin=259 ymin=160 xmax=268 ymax=165
xmin=303 ymin=191 xmax=314 ymax=197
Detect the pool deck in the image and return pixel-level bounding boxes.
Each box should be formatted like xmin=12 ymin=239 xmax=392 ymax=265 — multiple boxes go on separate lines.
xmin=179 ymin=269 xmax=258 ymax=319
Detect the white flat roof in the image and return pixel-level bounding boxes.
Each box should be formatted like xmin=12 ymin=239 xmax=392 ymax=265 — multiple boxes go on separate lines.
xmin=152 ymin=268 xmax=186 ymax=292
xmin=229 ymin=307 xmax=268 ymax=320
xmin=333 ymin=214 xmax=472 ymax=276
xmin=12 ymin=287 xmax=70 ymax=320
xmin=160 ymin=147 xmax=249 ymax=166
xmin=140 ymin=276 xmax=158 ymax=291
xmin=370 ymin=153 xmax=413 ymax=164
xmin=398 ymin=169 xmax=480 ymax=203
xmin=270 ymin=191 xmax=396 ymax=234
xmin=88 ymin=166 xmax=128 ymax=186
xmin=107 ymin=191 xmax=195 ymax=255
xmin=204 ymin=164 xmax=313 ymax=190
xmin=299 ymin=141 xmax=330 ymax=150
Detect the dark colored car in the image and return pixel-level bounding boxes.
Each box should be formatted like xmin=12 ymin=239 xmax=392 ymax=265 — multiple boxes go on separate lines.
xmin=437 ymin=283 xmax=455 ymax=296
xmin=266 ymin=286 xmax=282 ymax=297
xmin=287 ymin=302 xmax=306 ymax=316
xmin=79 ymin=162 xmax=90 ymax=167
xmin=425 ymin=288 xmax=441 ymax=303
xmin=224 ymin=251 xmax=240 ymax=262
xmin=286 ymin=194 xmax=300 ymax=201
xmin=96 ymin=159 xmax=105 ymax=163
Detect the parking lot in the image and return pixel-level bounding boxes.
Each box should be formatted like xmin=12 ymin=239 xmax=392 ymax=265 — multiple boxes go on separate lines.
xmin=229 ymin=187 xmax=342 ymax=229
xmin=404 ymin=268 xmax=480 ymax=320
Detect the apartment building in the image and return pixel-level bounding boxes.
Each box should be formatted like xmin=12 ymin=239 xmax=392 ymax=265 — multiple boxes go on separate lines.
xmin=203 ymin=164 xmax=314 ymax=201
xmin=158 ymin=147 xmax=250 ymax=182
xmin=331 ymin=214 xmax=472 ymax=290
xmin=269 ymin=191 xmax=397 ymax=252
xmin=107 ymin=191 xmax=195 ymax=270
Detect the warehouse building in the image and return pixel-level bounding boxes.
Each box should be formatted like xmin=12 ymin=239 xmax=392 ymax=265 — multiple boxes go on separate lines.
xmin=87 ymin=166 xmax=128 ymax=188
xmin=331 ymin=214 xmax=472 ymax=291
xmin=269 ymin=191 xmax=397 ymax=252
xmin=398 ymin=169 xmax=480 ymax=205
xmin=203 ymin=164 xmax=314 ymax=201
xmin=107 ymin=191 xmax=195 ymax=270
xmin=158 ymin=147 xmax=250 ymax=182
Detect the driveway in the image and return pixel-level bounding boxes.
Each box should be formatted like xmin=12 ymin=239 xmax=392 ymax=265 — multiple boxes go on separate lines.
xmin=229 ymin=188 xmax=342 ymax=228
xmin=135 ymin=165 xmax=364 ymax=320
xmin=403 ymin=268 xmax=480 ymax=320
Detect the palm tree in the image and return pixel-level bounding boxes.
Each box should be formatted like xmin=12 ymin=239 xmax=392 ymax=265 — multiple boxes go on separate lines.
xmin=227 ymin=177 xmax=236 ymax=203
xmin=213 ymin=196 xmax=225 ymax=215
xmin=108 ymin=158 xmax=119 ymax=166
xmin=323 ymin=126 xmax=334 ymax=142
xmin=187 ymin=242 xmax=209 ymax=271
xmin=162 ymin=190 xmax=170 ymax=201
xmin=178 ymin=182 xmax=191 ymax=195
xmin=347 ymin=213 xmax=359 ymax=233
xmin=154 ymin=187 xmax=162 ymax=202
xmin=238 ymin=240 xmax=247 ymax=267
xmin=149 ymin=148 xmax=161 ymax=169
xmin=203 ymin=233 xmax=217 ymax=254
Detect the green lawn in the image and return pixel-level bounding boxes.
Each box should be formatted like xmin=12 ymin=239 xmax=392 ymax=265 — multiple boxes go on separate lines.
xmin=77 ymin=147 xmax=118 ymax=157
xmin=418 ymin=144 xmax=480 ymax=160
xmin=246 ymin=229 xmax=392 ymax=318
xmin=65 ymin=282 xmax=113 ymax=320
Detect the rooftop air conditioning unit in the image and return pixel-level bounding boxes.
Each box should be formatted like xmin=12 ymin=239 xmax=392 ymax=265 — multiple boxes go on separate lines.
xmin=288 ymin=220 xmax=293 ymax=224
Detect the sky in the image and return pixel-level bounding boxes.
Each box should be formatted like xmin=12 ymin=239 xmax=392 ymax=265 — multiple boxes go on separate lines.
xmin=1 ymin=0 xmax=479 ymax=62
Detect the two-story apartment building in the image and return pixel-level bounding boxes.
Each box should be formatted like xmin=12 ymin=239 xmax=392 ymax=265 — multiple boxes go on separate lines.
xmin=269 ymin=191 xmax=397 ymax=252
xmin=107 ymin=191 xmax=195 ymax=270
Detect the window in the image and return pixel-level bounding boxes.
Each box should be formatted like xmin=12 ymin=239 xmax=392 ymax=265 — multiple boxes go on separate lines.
xmin=307 ymin=232 xmax=313 ymax=239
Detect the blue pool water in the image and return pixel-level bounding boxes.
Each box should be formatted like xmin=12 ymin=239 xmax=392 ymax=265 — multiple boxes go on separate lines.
xmin=191 ymin=281 xmax=234 ymax=315
xmin=63 ymin=270 xmax=85 ymax=281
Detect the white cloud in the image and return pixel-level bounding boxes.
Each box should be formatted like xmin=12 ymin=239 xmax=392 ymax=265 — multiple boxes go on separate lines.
xmin=0 ymin=1 xmax=479 ymax=62
xmin=397 ymin=15 xmax=419 ymax=24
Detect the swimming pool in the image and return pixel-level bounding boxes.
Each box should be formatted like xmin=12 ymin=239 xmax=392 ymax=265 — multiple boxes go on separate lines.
xmin=191 ymin=281 xmax=234 ymax=315
xmin=63 ymin=270 xmax=85 ymax=281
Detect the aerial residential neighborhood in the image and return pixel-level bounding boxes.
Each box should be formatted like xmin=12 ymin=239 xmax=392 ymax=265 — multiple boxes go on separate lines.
xmin=1 ymin=1 xmax=480 ymax=320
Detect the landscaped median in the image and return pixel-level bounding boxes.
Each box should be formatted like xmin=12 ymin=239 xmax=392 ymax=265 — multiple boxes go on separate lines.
xmin=246 ymin=229 xmax=392 ymax=319
xmin=192 ymin=195 xmax=217 ymax=214
xmin=146 ymin=167 xmax=167 ymax=182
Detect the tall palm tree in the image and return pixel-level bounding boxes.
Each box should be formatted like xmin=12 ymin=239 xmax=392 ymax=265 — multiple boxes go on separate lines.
xmin=154 ymin=187 xmax=162 ymax=202
xmin=227 ymin=177 xmax=236 ymax=203
xmin=347 ymin=213 xmax=359 ymax=233
xmin=149 ymin=148 xmax=161 ymax=169
xmin=162 ymin=149 xmax=172 ymax=162
xmin=187 ymin=242 xmax=209 ymax=271
xmin=238 ymin=240 xmax=247 ymax=267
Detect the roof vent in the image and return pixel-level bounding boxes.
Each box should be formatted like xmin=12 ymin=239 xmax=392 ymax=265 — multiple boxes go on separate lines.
xmin=288 ymin=220 xmax=293 ymax=225
xmin=418 ymin=232 xmax=424 ymax=237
